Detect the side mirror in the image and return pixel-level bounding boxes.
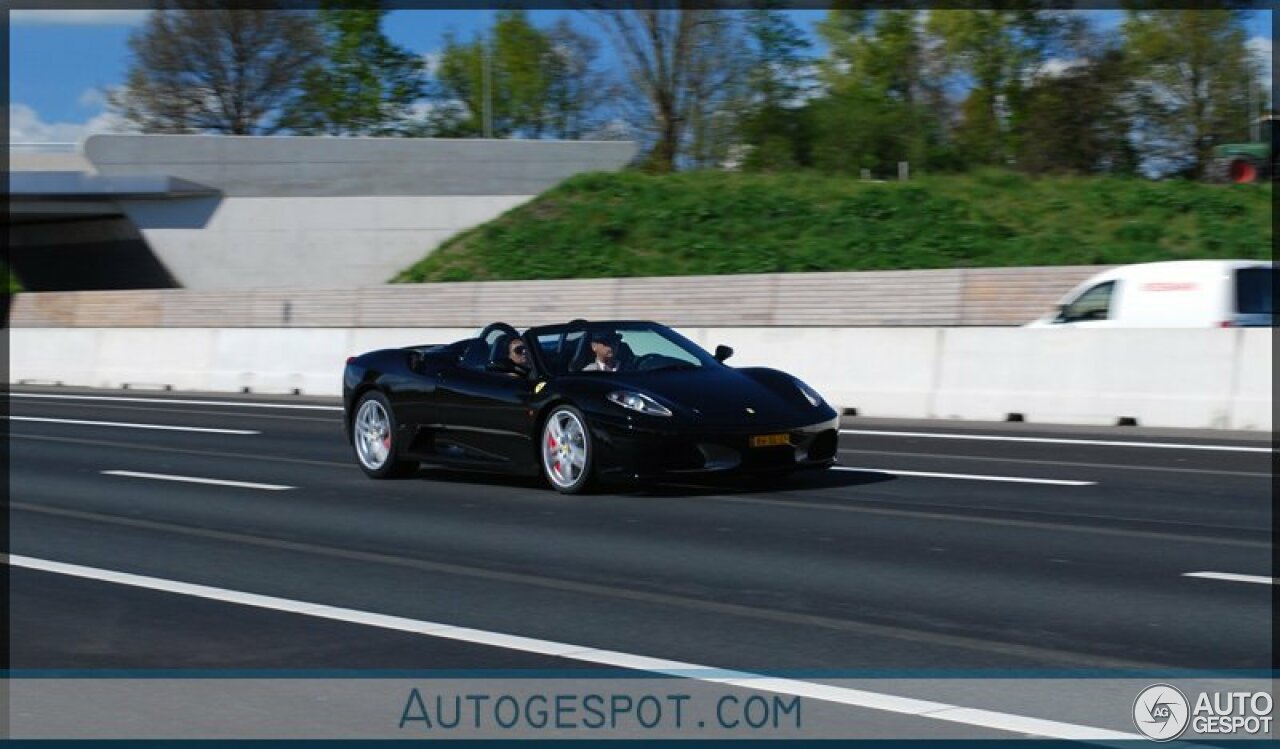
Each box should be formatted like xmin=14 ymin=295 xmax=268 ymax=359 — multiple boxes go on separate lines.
xmin=714 ymin=345 xmax=734 ymax=363
xmin=407 ymin=350 xmax=425 ymax=373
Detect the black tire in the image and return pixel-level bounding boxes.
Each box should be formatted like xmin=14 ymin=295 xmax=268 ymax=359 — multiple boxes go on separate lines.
xmin=350 ymin=391 xmax=419 ymax=479
xmin=539 ymin=405 xmax=594 ymax=494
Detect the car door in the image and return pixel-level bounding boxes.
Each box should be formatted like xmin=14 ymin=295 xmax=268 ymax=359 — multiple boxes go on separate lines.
xmin=433 ymin=327 xmax=539 ymax=469
xmin=387 ymin=345 xmax=453 ymax=441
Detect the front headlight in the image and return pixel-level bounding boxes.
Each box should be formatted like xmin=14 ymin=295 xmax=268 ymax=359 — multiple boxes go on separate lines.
xmin=607 ymin=391 xmax=673 ymax=417
xmin=795 ymin=379 xmax=823 ymax=407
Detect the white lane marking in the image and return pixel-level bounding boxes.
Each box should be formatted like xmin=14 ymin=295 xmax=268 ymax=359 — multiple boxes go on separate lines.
xmin=5 ymin=416 xmax=260 ymax=435
xmin=834 ymin=466 xmax=1094 ymax=486
xmin=839 ymin=429 xmax=1272 ymax=453
xmin=1183 ymin=572 xmax=1276 ymax=586
xmin=9 ymin=393 xmax=342 ymax=411
xmin=101 ymin=471 xmax=294 ymax=491
xmin=5 ymin=554 xmax=1138 ymax=742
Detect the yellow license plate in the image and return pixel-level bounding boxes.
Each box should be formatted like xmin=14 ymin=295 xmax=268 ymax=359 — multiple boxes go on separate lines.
xmin=750 ymin=433 xmax=789 ymax=448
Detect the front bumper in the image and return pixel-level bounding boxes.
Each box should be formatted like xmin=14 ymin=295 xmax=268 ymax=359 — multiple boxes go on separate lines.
xmin=588 ymin=412 xmax=839 ymax=482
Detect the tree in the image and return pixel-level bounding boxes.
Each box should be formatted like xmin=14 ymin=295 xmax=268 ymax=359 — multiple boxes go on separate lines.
xmin=544 ymin=18 xmax=609 ymax=140
xmin=737 ymin=1 xmax=813 ymax=170
xmin=811 ymin=9 xmax=952 ymax=175
xmin=494 ymin=9 xmax=553 ymax=138
xmin=1123 ymin=9 xmax=1257 ymax=178
xmin=1016 ymin=47 xmax=1139 ymax=175
xmin=744 ymin=1 xmax=812 ymax=111
xmin=282 ymin=1 xmax=426 ymax=136
xmin=111 ymin=1 xmax=320 ymax=135
xmin=926 ymin=8 xmax=1076 ymax=166
xmin=587 ymin=5 xmax=743 ymax=172
xmin=433 ymin=31 xmax=487 ymax=137
xmin=433 ymin=10 xmax=601 ymax=139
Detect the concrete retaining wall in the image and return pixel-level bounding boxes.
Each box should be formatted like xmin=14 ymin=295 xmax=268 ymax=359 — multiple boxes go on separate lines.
xmin=8 ymin=265 xmax=1107 ymax=328
xmin=9 ymin=326 xmax=1270 ymax=431
xmin=15 ymin=135 xmax=638 ymax=290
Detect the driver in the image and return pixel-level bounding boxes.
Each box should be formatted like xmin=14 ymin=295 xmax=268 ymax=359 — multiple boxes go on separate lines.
xmin=582 ymin=331 xmax=623 ymax=372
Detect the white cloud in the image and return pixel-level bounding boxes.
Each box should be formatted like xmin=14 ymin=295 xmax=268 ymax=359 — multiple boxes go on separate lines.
xmin=10 ymin=10 xmax=150 ymax=25
xmin=77 ymin=87 xmax=108 ymax=110
xmin=1036 ymin=58 xmax=1087 ymax=79
xmin=583 ymin=118 xmax=633 ymax=141
xmin=421 ymin=51 xmax=443 ymax=75
xmin=1247 ymin=36 xmax=1272 ymax=95
xmin=9 ymin=102 xmax=136 ymax=145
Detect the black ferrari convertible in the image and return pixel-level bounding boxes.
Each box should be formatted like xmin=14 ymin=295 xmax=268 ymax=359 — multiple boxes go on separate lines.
xmin=343 ymin=320 xmax=838 ymax=493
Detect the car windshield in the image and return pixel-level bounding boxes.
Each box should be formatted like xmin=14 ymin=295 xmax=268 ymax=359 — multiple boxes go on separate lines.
xmin=528 ymin=322 xmax=717 ymax=376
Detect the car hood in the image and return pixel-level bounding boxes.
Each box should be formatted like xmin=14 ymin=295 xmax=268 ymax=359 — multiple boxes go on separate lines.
xmin=585 ymin=366 xmax=817 ymax=425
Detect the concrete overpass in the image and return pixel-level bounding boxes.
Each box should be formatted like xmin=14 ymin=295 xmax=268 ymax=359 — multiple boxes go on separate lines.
xmin=7 ymin=135 xmax=637 ymax=292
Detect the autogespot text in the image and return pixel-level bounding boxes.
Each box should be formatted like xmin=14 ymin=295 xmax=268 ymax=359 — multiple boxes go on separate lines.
xmin=399 ymin=689 xmax=802 ymax=733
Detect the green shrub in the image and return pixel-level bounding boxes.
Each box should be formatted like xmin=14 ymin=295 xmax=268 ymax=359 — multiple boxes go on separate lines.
xmin=392 ymin=170 xmax=1273 ymax=283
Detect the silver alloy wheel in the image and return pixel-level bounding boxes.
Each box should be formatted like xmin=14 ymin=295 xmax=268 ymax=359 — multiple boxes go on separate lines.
xmin=542 ymin=409 xmax=588 ymax=490
xmin=354 ymin=398 xmax=392 ymax=470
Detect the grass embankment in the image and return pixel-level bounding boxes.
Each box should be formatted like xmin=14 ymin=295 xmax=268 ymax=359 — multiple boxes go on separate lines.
xmin=394 ymin=170 xmax=1272 ymax=282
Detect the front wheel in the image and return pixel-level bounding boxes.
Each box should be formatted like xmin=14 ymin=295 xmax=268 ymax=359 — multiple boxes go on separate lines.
xmin=351 ymin=391 xmax=419 ymax=479
xmin=540 ymin=405 xmax=594 ymax=494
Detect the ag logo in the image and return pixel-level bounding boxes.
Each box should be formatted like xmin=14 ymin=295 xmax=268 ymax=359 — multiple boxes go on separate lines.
xmin=1134 ymin=684 xmax=1189 ymax=741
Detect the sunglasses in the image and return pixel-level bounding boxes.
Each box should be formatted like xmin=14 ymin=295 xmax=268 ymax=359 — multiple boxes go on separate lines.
xmin=511 ymin=346 xmax=527 ymax=355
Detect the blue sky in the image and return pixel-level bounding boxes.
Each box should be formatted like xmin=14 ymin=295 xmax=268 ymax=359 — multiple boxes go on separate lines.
xmin=8 ymin=8 xmax=1272 ymax=143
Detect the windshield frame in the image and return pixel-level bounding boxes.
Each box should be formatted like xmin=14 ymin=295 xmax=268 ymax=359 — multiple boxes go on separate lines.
xmin=524 ymin=320 xmax=720 ymax=378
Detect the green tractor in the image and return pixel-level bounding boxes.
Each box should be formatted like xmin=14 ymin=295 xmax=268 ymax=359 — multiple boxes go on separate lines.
xmin=1208 ymin=114 xmax=1275 ymax=184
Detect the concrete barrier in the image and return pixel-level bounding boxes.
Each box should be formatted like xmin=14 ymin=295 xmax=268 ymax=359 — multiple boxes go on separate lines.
xmin=930 ymin=328 xmax=1242 ymax=428
xmin=1230 ymin=328 xmax=1273 ymax=431
xmin=7 ymin=327 xmax=1271 ymax=431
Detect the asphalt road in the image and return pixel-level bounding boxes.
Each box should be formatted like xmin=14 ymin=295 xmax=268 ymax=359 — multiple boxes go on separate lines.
xmin=6 ymin=385 xmax=1274 ymax=740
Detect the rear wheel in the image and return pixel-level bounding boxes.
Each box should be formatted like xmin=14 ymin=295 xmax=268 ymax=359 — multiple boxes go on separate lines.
xmin=1211 ymin=156 xmax=1265 ymax=184
xmin=540 ymin=405 xmax=594 ymax=494
xmin=351 ymin=391 xmax=419 ymax=479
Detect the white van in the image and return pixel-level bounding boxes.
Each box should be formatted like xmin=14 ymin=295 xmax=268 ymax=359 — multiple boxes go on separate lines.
xmin=1027 ymin=260 xmax=1274 ymax=328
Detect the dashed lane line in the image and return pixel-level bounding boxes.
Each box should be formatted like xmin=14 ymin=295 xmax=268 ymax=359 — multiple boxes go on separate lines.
xmin=840 ymin=429 xmax=1271 ymax=453
xmin=101 ymin=470 xmax=294 ymax=491
xmin=1182 ymin=572 xmax=1275 ymax=586
xmin=9 ymin=393 xmax=342 ymax=411
xmin=5 ymin=416 xmax=260 ymax=435
xmin=833 ymin=466 xmax=1095 ymax=486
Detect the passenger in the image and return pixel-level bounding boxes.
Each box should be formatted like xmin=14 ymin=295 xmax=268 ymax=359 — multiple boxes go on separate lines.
xmin=582 ymin=331 xmax=623 ymax=372
xmin=506 ymin=336 xmax=532 ymax=378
